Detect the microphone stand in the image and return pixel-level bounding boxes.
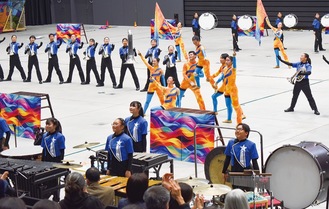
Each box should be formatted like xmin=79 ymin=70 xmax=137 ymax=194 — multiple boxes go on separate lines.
xmin=86 ymin=147 xmax=107 ymax=170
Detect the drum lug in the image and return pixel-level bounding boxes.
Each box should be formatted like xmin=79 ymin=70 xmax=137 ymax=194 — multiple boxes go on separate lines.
xmin=320 ymin=171 xmax=326 ymax=175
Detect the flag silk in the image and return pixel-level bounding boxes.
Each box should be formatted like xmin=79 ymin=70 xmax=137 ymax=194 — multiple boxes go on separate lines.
xmin=154 ymin=2 xmax=166 ymax=41
xmin=255 ymin=0 xmax=267 ymax=45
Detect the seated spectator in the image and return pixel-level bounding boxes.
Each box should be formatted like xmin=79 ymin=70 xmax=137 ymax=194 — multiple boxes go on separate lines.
xmin=123 ymin=204 xmax=144 ymax=209
xmin=143 ymin=186 xmax=170 ymax=209
xmin=0 ymin=172 xmax=15 ymax=198
xmin=169 ymin=182 xmax=193 ymax=209
xmin=32 ymin=199 xmax=61 ymax=209
xmin=118 ymin=173 xmax=148 ymax=209
xmin=224 ymin=189 xmax=249 ymax=209
xmin=86 ymin=167 xmax=115 ymax=206
xmin=0 ymin=197 xmax=26 ymax=209
xmin=59 ymin=172 xmax=104 ymax=209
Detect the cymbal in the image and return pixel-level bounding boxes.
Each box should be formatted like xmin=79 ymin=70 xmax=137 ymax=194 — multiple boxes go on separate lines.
xmin=176 ymin=177 xmax=209 ymax=187
xmin=62 ymin=159 xmax=74 ymax=163
xmin=53 ymin=162 xmax=83 ymax=169
xmin=193 ymin=184 xmax=232 ymax=197
xmin=73 ymin=142 xmax=100 ymax=149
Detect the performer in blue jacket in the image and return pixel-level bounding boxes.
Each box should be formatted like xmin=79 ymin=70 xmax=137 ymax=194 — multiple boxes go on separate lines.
xmin=5 ymin=35 xmax=26 ymax=81
xmin=82 ymin=38 xmax=101 ymax=86
xmin=24 ymin=35 xmax=43 ymax=84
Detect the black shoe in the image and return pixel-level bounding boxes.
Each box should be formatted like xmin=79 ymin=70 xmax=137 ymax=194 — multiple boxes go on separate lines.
xmin=23 ymin=79 xmax=31 ymax=82
xmin=284 ymin=107 xmax=294 ymax=112
xmin=113 ymin=84 xmax=117 ymax=88
xmin=39 ymin=81 xmax=43 ymax=84
xmin=63 ymin=81 xmax=71 ymax=84
xmin=140 ymin=89 xmax=147 ymax=92
xmin=320 ymin=49 xmax=326 ymax=51
xmin=4 ymin=78 xmax=11 ymax=81
xmin=43 ymin=80 xmax=51 ymax=83
xmin=315 ymin=50 xmax=319 ymax=53
xmin=284 ymin=47 xmax=287 ymax=50
xmin=59 ymin=81 xmax=64 ymax=84
xmin=136 ymin=87 xmax=140 ymax=91
xmin=0 ymin=78 xmax=3 ymax=82
xmin=314 ymin=110 xmax=320 ymax=115
xmin=238 ymin=48 xmax=242 ymax=50
xmin=96 ymin=83 xmax=104 ymax=87
xmin=81 ymin=82 xmax=89 ymax=85
xmin=114 ymin=85 xmax=122 ymax=89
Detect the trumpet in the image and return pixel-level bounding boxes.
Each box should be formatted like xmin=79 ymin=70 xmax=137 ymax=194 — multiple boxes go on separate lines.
xmin=287 ymin=67 xmax=305 ymax=84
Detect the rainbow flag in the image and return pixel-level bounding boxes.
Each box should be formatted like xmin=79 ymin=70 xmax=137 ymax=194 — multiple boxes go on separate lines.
xmin=154 ymin=2 xmax=166 ymax=41
xmin=255 ymin=0 xmax=267 ymax=45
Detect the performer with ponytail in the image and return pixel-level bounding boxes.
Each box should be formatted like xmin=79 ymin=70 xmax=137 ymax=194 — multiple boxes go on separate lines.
xmin=125 ymin=101 xmax=148 ymax=152
xmin=192 ymin=36 xmax=215 ymax=89
xmin=150 ymin=76 xmax=180 ymax=110
xmin=278 ymin=53 xmax=320 ymax=115
xmin=138 ymin=50 xmax=165 ymax=114
xmin=211 ymin=53 xmax=234 ymax=123
xmin=265 ymin=17 xmax=289 ymax=68
xmin=178 ymin=51 xmax=205 ymax=110
xmin=174 ymin=22 xmax=188 ymax=62
xmin=82 ymin=38 xmax=102 ymax=86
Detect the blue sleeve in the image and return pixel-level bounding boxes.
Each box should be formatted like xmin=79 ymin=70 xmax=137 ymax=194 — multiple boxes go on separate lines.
xmin=141 ymin=119 xmax=148 ymax=135
xmin=230 ymin=21 xmax=234 ymax=28
xmin=41 ymin=133 xmax=46 ymax=148
xmin=275 ymin=18 xmax=280 ymax=26
xmin=125 ymin=136 xmax=134 ymax=153
xmin=105 ymin=136 xmax=110 ymax=150
xmin=306 ymin=64 xmax=312 ymax=72
xmin=0 ymin=120 xmax=9 ymax=132
xmin=161 ymin=75 xmax=166 ymax=87
xmin=250 ymin=142 xmax=259 ymax=159
xmin=291 ymin=62 xmax=299 ymax=68
xmin=233 ymin=57 xmax=237 ymax=69
xmin=119 ymin=48 xmax=123 ymax=56
xmin=57 ymin=134 xmax=65 ymax=150
xmin=216 ymin=73 xmax=224 ymax=83
xmin=224 ymin=140 xmax=234 ymax=156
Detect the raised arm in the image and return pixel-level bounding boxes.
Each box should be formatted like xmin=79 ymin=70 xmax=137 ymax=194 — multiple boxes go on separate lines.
xmin=138 ymin=51 xmax=153 ymax=70
xmin=37 ymin=42 xmax=43 ymax=49
xmin=277 ymin=55 xmax=293 ymax=66
xmin=265 ymin=17 xmax=276 ymax=31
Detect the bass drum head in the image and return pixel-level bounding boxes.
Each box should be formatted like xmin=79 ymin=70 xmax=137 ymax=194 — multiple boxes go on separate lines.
xmin=283 ymin=14 xmax=298 ymax=28
xmin=265 ymin=145 xmax=321 ymax=209
xmin=204 ymin=146 xmax=232 ymax=187
xmin=237 ymin=15 xmax=253 ymax=31
xmin=199 ymin=12 xmax=218 ymax=30
xmin=321 ymin=14 xmax=329 ymax=27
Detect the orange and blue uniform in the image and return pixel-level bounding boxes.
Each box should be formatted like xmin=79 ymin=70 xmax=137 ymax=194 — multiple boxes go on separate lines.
xmin=151 ymin=80 xmax=180 ymax=110
xmin=266 ymin=18 xmax=289 ymax=67
xmin=139 ymin=54 xmax=165 ymax=114
xmin=179 ymin=59 xmax=206 ymax=110
xmin=173 ymin=29 xmax=188 ymax=61
xmin=195 ymin=45 xmax=214 ymax=88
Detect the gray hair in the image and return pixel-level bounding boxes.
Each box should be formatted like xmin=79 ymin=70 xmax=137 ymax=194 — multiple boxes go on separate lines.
xmin=65 ymin=172 xmax=86 ymax=196
xmin=143 ymin=186 xmax=170 ymax=209
xmin=224 ymin=189 xmax=249 ymax=209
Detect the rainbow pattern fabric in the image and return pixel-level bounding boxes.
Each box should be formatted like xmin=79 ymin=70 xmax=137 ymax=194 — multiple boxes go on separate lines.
xmin=0 ymin=0 xmax=26 ymax=32
xmin=0 ymin=93 xmax=41 ymax=139
xmin=238 ymin=16 xmax=264 ymax=37
xmin=56 ymin=24 xmax=81 ymax=43
xmin=150 ymin=108 xmax=215 ymax=163
xmin=151 ymin=19 xmax=177 ymax=40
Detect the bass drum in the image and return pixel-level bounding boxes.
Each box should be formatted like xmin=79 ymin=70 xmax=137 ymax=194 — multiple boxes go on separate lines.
xmin=265 ymin=141 xmax=329 ymax=209
xmin=283 ymin=14 xmax=298 ymax=28
xmin=199 ymin=12 xmax=218 ymax=30
xmin=204 ymin=146 xmax=232 ymax=187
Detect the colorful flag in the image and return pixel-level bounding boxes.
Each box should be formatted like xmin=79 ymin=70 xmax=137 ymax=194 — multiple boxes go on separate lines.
xmin=255 ymin=0 xmax=267 ymax=45
xmin=154 ymin=2 xmax=166 ymax=41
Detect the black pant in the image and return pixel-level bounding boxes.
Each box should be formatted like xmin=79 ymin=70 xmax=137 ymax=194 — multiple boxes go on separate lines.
xmin=165 ymin=66 xmax=180 ymax=87
xmin=133 ymin=139 xmax=146 ymax=152
xmin=314 ymin=31 xmax=324 ymax=51
xmin=66 ymin=55 xmax=85 ymax=83
xmin=0 ymin=65 xmax=3 ymax=79
xmin=85 ymin=57 xmax=101 ymax=84
xmin=142 ymin=67 xmax=151 ymax=90
xmin=193 ymin=28 xmax=201 ymax=40
xmin=118 ymin=63 xmax=140 ymax=88
xmin=27 ymin=55 xmax=42 ymax=82
xmin=290 ymin=79 xmax=318 ymax=111
xmin=280 ymin=33 xmax=284 ymax=45
xmin=233 ymin=33 xmax=239 ymax=50
xmin=7 ymin=54 xmax=26 ymax=80
xmin=45 ymin=55 xmax=64 ymax=82
xmin=100 ymin=57 xmax=116 ymax=86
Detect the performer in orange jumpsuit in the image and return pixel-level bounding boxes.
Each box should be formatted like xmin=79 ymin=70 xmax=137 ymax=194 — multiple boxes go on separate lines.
xmin=173 ymin=22 xmax=188 ymax=62
xmin=265 ymin=17 xmax=289 ymax=68
xmin=178 ymin=51 xmax=206 ymax=110
xmin=138 ymin=51 xmax=165 ymax=114
xmin=192 ymin=36 xmax=215 ymax=89
xmin=151 ymin=76 xmax=180 ymax=110
xmin=211 ymin=53 xmax=233 ymax=123
xmin=220 ymin=52 xmax=244 ymax=124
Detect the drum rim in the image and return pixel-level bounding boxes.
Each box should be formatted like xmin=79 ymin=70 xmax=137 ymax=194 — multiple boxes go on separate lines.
xmin=264 ymin=143 xmax=325 ymax=208
xmin=199 ymin=12 xmax=218 ymax=30
xmin=283 ymin=13 xmax=298 ymax=28
xmin=321 ymin=14 xmax=329 ymax=27
xmin=237 ymin=15 xmax=254 ymax=31
xmin=204 ymin=146 xmax=227 ymax=183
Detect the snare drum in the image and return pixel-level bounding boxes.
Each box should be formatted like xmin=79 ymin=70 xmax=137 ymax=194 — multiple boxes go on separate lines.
xmin=283 ymin=14 xmax=298 ymax=28
xmin=237 ymin=15 xmax=254 ymax=31
xmin=321 ymin=14 xmax=329 ymax=27
xmin=265 ymin=141 xmax=329 ymax=209
xmin=199 ymin=12 xmax=218 ymax=30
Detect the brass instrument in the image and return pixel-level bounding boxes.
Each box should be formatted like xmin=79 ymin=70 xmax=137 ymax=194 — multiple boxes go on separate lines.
xmin=287 ymin=67 xmax=305 ymax=84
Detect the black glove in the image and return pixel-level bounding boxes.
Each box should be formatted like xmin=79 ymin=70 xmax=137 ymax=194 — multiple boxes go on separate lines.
xmin=112 ymin=44 xmax=115 ymax=51
xmin=277 ymin=55 xmax=282 ymax=61
xmin=0 ymin=37 xmax=5 ymax=43
xmin=323 ymin=55 xmax=327 ymax=61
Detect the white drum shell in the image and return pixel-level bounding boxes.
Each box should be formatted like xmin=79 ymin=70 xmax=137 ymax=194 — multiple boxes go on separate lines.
xmin=199 ymin=12 xmax=218 ymax=30
xmin=321 ymin=14 xmax=329 ymax=27
xmin=283 ymin=14 xmax=298 ymax=28
xmin=237 ymin=15 xmax=253 ymax=31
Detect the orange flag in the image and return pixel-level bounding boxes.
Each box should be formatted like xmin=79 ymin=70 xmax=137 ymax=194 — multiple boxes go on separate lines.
xmin=154 ymin=2 xmax=166 ymax=41
xmin=255 ymin=0 xmax=267 ymax=45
